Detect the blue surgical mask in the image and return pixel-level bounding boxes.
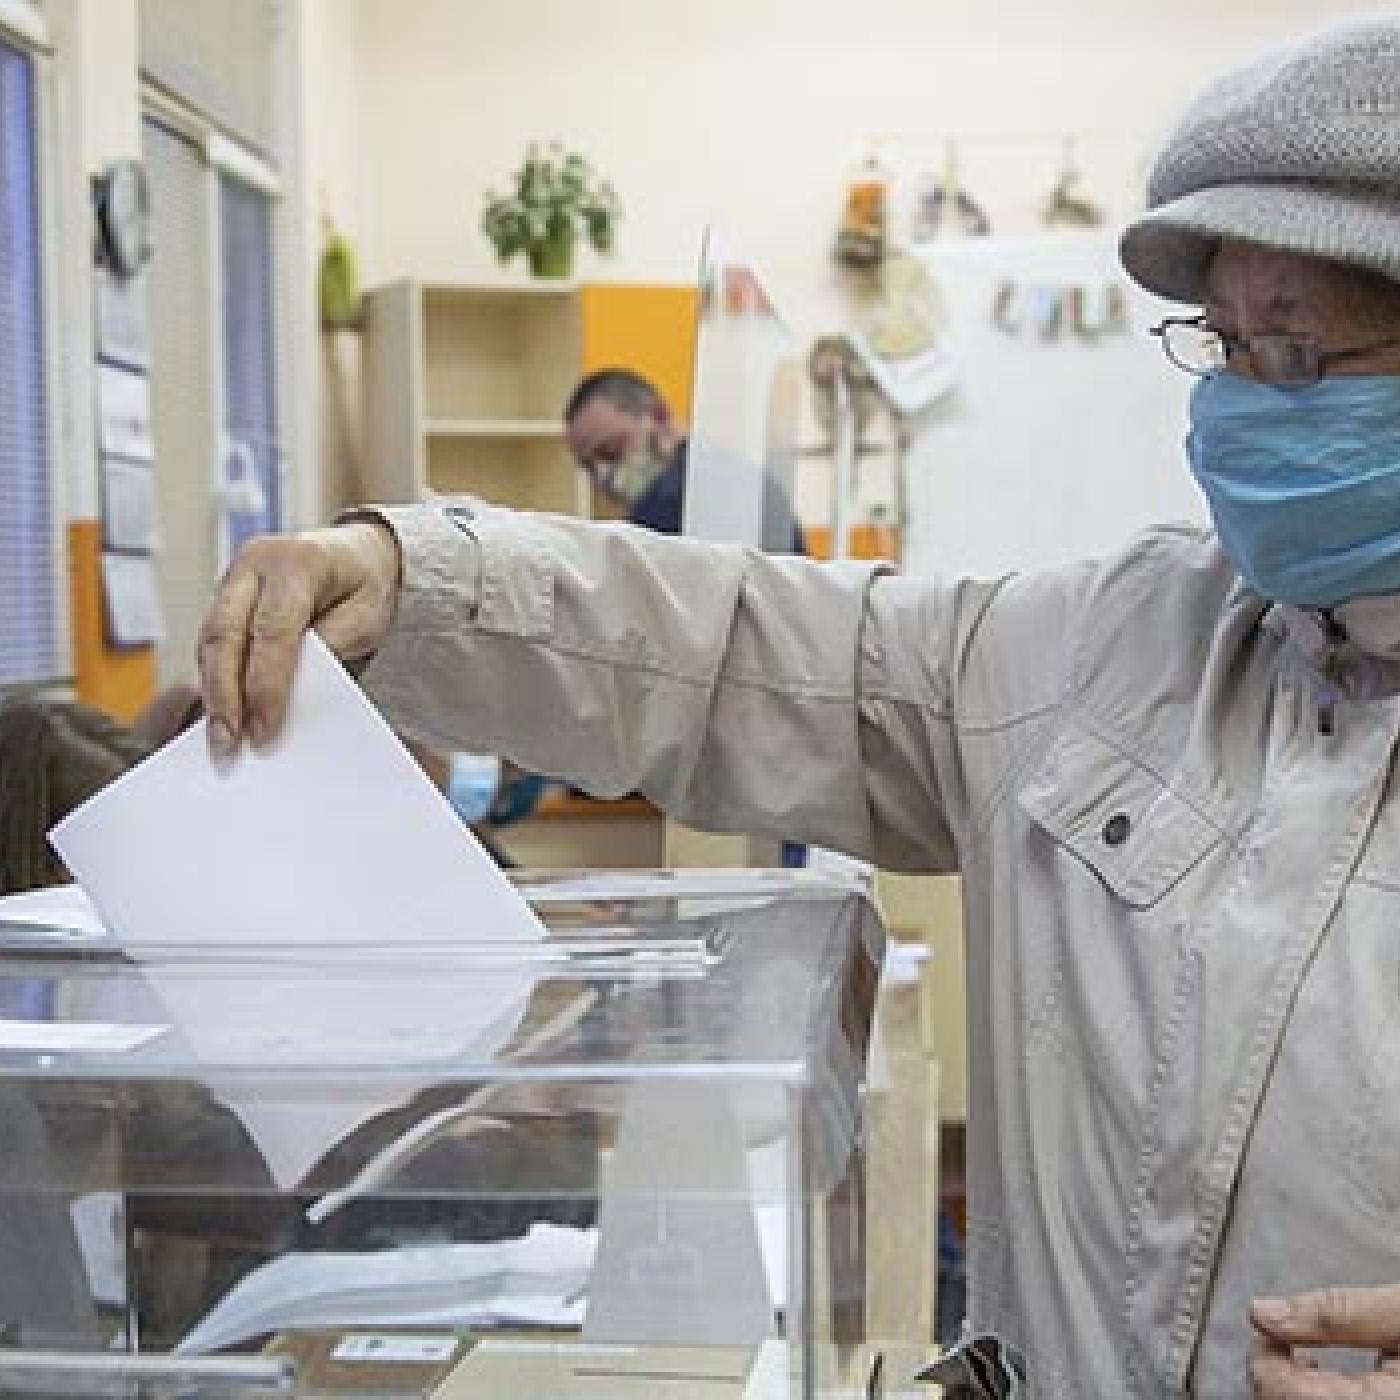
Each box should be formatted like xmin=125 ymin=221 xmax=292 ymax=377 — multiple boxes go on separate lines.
xmin=1186 ymin=372 xmax=1400 ymax=607
xmin=446 ymin=752 xmax=502 ymax=825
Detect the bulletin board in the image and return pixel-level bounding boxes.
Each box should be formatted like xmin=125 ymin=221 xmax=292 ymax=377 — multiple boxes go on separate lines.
xmin=902 ymin=232 xmax=1205 ymax=580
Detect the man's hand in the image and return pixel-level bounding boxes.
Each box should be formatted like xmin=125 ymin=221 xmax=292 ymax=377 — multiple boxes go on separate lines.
xmin=198 ymin=521 xmax=401 ymax=756
xmin=1250 ymin=1285 xmax=1400 ymax=1396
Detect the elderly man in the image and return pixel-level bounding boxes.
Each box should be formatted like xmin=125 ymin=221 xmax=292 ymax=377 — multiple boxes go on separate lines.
xmin=200 ymin=20 xmax=1400 ymax=1397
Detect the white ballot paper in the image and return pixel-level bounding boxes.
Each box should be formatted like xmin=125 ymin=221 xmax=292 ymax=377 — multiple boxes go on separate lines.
xmin=49 ymin=632 xmax=548 ymax=1186
xmin=0 ymin=883 xmax=108 ymax=939
xmin=176 ymin=1222 xmax=596 ymax=1355
xmin=50 ymin=631 xmax=545 ymax=948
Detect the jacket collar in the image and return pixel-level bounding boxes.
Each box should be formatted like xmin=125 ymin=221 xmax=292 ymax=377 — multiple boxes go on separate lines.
xmin=1268 ymin=594 xmax=1400 ymax=702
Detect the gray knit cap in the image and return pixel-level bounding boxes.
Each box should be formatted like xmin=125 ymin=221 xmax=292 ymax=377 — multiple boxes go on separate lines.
xmin=1120 ymin=18 xmax=1400 ymax=304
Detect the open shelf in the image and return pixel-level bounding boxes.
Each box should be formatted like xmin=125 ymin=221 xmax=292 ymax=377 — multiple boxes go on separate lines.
xmin=363 ymin=279 xmax=583 ymax=510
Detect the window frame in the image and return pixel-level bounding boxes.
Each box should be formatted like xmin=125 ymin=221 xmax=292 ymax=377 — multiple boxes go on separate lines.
xmin=140 ymin=83 xmax=285 ymax=578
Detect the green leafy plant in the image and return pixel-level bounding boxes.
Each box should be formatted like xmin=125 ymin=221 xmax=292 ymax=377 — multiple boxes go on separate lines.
xmin=480 ymin=143 xmax=622 ymax=277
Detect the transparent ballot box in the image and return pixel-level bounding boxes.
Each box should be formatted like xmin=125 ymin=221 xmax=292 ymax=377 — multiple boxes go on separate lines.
xmin=0 ymin=870 xmax=895 ymax=1399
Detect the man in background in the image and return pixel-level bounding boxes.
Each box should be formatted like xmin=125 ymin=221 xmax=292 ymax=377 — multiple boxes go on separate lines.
xmin=564 ymin=368 xmax=685 ymax=531
xmin=564 ymin=367 xmax=807 ymax=552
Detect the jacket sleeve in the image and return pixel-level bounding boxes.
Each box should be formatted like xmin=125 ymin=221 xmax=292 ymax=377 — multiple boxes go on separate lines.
xmin=357 ymin=501 xmax=1092 ymax=873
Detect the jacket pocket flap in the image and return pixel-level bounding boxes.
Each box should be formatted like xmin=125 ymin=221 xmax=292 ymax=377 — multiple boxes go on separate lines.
xmin=1018 ymin=722 xmax=1225 ymax=909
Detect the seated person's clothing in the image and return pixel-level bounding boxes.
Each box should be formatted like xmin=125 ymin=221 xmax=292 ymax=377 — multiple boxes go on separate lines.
xmin=443 ymin=752 xmax=552 ymax=867
xmin=628 ymin=440 xmax=808 ymax=555
xmin=0 ymin=690 xmax=157 ymax=893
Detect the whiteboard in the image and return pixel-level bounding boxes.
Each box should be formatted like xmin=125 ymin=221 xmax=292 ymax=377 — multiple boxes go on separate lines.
xmin=903 ymin=232 xmax=1205 ymax=580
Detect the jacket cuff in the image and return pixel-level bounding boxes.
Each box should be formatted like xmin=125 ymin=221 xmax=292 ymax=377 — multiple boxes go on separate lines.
xmin=334 ymin=503 xmax=483 ymax=631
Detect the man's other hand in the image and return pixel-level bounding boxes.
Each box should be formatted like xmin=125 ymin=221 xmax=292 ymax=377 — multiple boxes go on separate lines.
xmin=1250 ymin=1285 xmax=1400 ymax=1396
xmin=198 ymin=521 xmax=401 ymax=757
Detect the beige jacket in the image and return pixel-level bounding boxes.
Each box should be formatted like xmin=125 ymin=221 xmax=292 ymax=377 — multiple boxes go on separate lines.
xmin=361 ymin=501 xmax=1400 ymax=1399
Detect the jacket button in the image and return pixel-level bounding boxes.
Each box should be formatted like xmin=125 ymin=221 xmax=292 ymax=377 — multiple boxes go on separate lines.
xmin=1102 ymin=812 xmax=1131 ymax=847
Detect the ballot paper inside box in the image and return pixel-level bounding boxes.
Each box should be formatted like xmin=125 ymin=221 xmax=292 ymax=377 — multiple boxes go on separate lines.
xmin=0 ymin=869 xmax=892 ymax=1400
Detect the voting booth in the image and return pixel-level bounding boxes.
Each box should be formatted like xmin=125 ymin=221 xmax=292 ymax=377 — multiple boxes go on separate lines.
xmin=0 ymin=870 xmax=903 ymax=1398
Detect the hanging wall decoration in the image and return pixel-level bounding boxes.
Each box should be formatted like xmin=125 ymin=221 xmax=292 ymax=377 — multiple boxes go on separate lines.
xmin=834 ymin=154 xmax=890 ymax=270
xmin=992 ymin=277 xmax=1127 ymax=342
xmin=1038 ymin=137 xmax=1105 ymax=230
xmin=318 ymin=218 xmax=363 ymax=331
xmin=911 ymin=143 xmax=991 ymax=244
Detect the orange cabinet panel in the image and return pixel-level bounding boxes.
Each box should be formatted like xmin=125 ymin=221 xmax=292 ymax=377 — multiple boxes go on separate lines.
xmin=67 ymin=519 xmax=155 ymax=723
xmin=580 ymin=283 xmax=699 ymax=421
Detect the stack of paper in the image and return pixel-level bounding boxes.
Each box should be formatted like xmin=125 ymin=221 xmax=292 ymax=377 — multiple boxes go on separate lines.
xmin=176 ymin=1223 xmax=597 ymax=1355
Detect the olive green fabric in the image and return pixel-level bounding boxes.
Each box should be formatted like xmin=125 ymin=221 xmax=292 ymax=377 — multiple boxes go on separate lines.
xmin=0 ymin=690 xmax=152 ymax=893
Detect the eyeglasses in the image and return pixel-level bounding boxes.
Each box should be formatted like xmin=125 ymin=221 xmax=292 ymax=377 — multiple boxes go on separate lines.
xmin=1150 ymin=314 xmax=1400 ymax=386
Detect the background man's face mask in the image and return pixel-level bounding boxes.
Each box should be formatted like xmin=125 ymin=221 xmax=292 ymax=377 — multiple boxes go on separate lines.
xmin=1186 ymin=372 xmax=1400 ymax=607
xmin=446 ymin=752 xmax=501 ymax=825
xmin=596 ymin=431 xmax=669 ymax=506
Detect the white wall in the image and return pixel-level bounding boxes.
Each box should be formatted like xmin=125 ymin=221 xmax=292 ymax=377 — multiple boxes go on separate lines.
xmin=296 ymin=0 xmax=372 ymax=510
xmin=305 ymin=0 xmax=1389 ymax=554
xmin=346 ymin=0 xmax=1385 ymax=343
xmin=904 ymin=232 xmax=1203 ymax=577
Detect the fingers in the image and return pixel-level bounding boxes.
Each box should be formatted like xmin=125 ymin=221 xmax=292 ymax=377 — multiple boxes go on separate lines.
xmin=198 ymin=523 xmax=401 ymax=756
xmin=243 ymin=552 xmax=320 ymax=748
xmin=1249 ymin=1347 xmax=1400 ymax=1398
xmin=1249 ymin=1287 xmax=1400 ymax=1399
xmin=1254 ymin=1286 xmax=1400 ymax=1351
xmin=198 ymin=536 xmax=324 ymax=755
xmin=197 ymin=559 xmax=261 ymax=757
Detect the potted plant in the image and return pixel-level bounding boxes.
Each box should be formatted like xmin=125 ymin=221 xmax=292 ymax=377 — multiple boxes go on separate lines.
xmin=480 ymin=143 xmax=621 ymax=279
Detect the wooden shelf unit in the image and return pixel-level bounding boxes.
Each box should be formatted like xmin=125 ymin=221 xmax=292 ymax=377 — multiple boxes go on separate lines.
xmin=363 ymin=279 xmax=587 ymax=516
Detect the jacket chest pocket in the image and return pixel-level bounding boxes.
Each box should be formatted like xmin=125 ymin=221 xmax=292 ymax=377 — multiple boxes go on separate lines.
xmin=1013 ymin=719 xmax=1231 ymax=1076
xmin=1018 ymin=720 xmax=1227 ymax=911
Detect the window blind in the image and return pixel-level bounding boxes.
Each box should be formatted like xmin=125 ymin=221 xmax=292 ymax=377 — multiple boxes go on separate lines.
xmin=220 ymin=172 xmax=280 ymax=559
xmin=0 ymin=34 xmax=57 ymax=685
xmin=142 ymin=115 xmax=215 ymax=687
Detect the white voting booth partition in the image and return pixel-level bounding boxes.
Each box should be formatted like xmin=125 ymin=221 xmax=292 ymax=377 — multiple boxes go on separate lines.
xmin=903 ymin=232 xmax=1204 ymax=580
xmin=662 ymin=229 xmax=807 ymax=872
xmin=683 ymin=228 xmax=803 ymax=554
